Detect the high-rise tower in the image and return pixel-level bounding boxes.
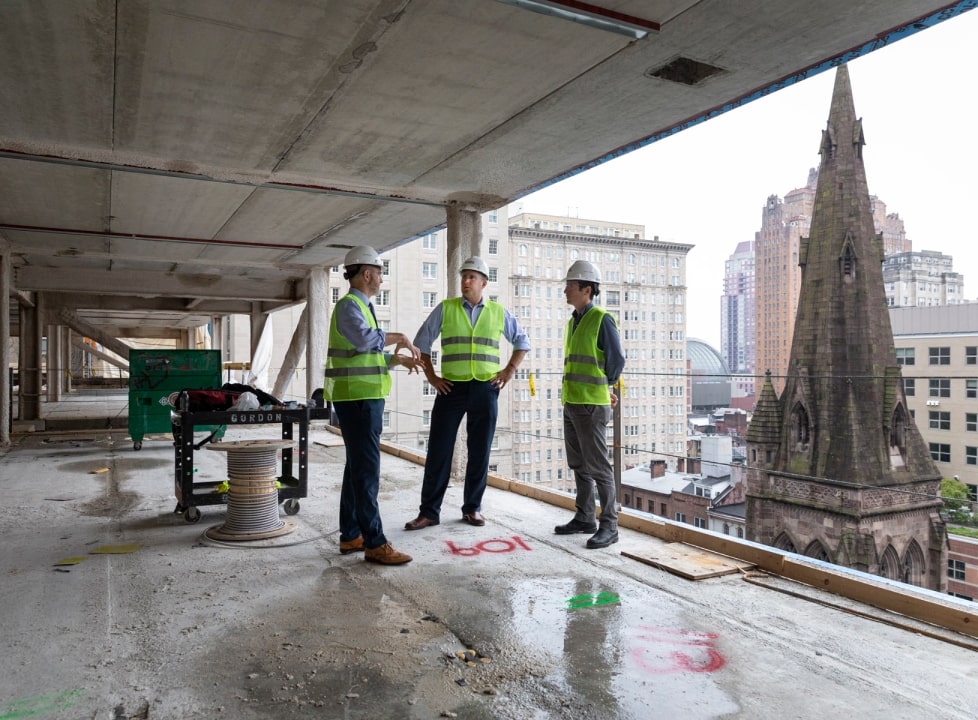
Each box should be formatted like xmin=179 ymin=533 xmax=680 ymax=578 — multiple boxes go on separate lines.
xmin=746 ymin=66 xmax=946 ymax=590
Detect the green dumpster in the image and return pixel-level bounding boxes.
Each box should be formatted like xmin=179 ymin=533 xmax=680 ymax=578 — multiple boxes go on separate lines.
xmin=128 ymin=349 xmax=225 ymax=450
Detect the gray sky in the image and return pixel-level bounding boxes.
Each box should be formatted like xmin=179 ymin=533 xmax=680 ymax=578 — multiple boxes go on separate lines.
xmin=517 ymin=9 xmax=978 ymax=349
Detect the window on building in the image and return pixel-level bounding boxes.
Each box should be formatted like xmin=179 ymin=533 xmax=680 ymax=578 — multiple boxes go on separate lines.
xmin=948 ymin=559 xmax=966 ymax=580
xmin=487 ymin=209 xmax=498 ymax=224
xmin=967 ymin=346 xmax=977 ymax=365
xmin=967 ymin=447 xmax=977 ymax=466
xmin=488 ymin=238 xmax=498 ymax=255
xmin=929 ymin=443 xmax=951 ymax=463
xmin=422 ymin=410 xmax=430 ymax=426
xmin=903 ymin=378 xmax=915 ymax=396
xmin=422 ymin=233 xmax=437 ymax=249
xmin=330 ymin=287 xmax=340 ymax=303
xmin=422 ymin=262 xmax=437 ymax=279
xmin=423 ymin=291 xmax=437 ymax=308
xmin=694 ymin=517 xmax=706 ymax=529
xmin=895 ymin=348 xmax=915 ymax=365
xmin=376 ymin=290 xmax=390 ymax=306
xmin=968 ymin=413 xmax=978 ymax=432
xmin=929 ymin=379 xmax=950 ymax=398
xmin=968 ymin=379 xmax=977 ymax=399
xmin=929 ymin=346 xmax=951 ymax=365
xmin=382 ymin=411 xmax=391 ymax=428
xmin=929 ymin=411 xmax=951 ymax=431
xmin=382 ymin=259 xmax=391 ymax=276
xmin=675 ymin=512 xmax=686 ymax=523
xmin=606 ymin=291 xmax=620 ymax=306
xmin=422 ymin=381 xmax=435 ymax=396
xmin=488 ymin=267 xmax=498 ymax=282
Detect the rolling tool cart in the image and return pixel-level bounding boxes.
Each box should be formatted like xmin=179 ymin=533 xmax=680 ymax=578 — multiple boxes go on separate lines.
xmin=128 ymin=349 xmax=226 ymax=450
xmin=171 ymin=393 xmax=330 ymax=522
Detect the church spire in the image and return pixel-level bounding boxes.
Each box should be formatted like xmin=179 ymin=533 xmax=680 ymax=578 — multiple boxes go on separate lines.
xmin=778 ymin=63 xmax=935 ymax=484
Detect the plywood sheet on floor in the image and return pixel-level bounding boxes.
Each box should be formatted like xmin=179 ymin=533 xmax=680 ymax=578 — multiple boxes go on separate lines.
xmin=623 ymin=543 xmax=754 ymax=580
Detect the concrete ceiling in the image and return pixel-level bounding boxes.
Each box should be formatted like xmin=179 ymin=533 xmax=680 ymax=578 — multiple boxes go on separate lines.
xmin=0 ymin=0 xmax=969 ymax=334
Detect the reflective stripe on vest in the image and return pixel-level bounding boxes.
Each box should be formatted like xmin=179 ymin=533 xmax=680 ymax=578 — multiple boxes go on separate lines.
xmin=323 ymin=294 xmax=391 ymax=401
xmin=439 ymin=298 xmax=504 ymax=381
xmin=562 ymin=306 xmax=612 ymax=405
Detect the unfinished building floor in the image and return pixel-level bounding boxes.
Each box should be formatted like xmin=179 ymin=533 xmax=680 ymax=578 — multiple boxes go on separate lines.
xmin=2 ymin=390 xmax=978 ymax=719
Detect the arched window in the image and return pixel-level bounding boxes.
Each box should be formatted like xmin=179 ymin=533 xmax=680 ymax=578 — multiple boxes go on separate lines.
xmin=879 ymin=545 xmax=901 ymax=580
xmin=840 ymin=234 xmax=857 ymax=281
xmin=773 ymin=532 xmax=797 ymax=554
xmin=804 ymin=540 xmax=830 ymax=562
xmin=902 ymin=540 xmax=926 ymax=587
xmin=791 ymin=403 xmax=810 ymax=446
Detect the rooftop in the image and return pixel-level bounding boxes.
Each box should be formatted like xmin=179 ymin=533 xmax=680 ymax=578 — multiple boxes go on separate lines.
xmin=3 ymin=389 xmax=978 ymax=719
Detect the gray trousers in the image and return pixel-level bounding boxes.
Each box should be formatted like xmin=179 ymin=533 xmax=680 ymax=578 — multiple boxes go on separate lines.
xmin=563 ymin=403 xmax=617 ymax=529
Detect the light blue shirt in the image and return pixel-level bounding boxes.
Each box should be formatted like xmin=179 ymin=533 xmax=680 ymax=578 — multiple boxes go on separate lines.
xmin=414 ymin=297 xmax=530 ymax=355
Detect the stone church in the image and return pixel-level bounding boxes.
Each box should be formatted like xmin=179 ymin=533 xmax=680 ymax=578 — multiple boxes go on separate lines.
xmin=745 ymin=65 xmax=947 ymax=591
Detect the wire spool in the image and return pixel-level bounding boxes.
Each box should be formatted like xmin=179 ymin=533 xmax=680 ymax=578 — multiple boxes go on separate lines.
xmin=204 ymin=439 xmax=297 ymax=541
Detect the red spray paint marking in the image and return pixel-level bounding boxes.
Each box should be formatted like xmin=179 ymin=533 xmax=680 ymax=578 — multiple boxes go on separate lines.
xmin=445 ymin=536 xmax=532 ymax=556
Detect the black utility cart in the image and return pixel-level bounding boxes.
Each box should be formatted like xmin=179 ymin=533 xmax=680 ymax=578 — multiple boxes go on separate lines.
xmin=171 ymin=392 xmax=331 ymax=523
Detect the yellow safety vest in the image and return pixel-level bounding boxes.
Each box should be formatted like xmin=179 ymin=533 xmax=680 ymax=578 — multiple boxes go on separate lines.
xmin=323 ymin=294 xmax=391 ymax=401
xmin=440 ymin=298 xmax=504 ymax=382
xmin=563 ymin=307 xmax=612 ymax=405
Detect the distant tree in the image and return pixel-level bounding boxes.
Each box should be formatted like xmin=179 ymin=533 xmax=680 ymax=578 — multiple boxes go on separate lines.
xmin=941 ymin=476 xmax=973 ymax=525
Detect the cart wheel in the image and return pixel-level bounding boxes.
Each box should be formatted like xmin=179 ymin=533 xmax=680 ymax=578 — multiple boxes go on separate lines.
xmin=184 ymin=506 xmax=201 ymax=523
xmin=283 ymin=499 xmax=300 ymax=516
xmin=133 ymin=441 xmax=142 ymax=451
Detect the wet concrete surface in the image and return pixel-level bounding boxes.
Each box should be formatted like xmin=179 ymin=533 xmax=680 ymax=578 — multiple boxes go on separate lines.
xmin=2 ymin=414 xmax=978 ymax=719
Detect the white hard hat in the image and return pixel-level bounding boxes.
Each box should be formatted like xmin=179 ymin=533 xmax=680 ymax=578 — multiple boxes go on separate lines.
xmin=460 ymin=256 xmax=489 ymax=278
xmin=343 ymin=245 xmax=382 ymax=268
xmin=564 ymin=259 xmax=601 ymax=284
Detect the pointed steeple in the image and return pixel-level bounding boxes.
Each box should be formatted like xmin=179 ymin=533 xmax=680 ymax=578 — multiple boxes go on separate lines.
xmin=777 ymin=64 xmax=937 ymax=485
xmin=746 ymin=65 xmax=945 ymax=591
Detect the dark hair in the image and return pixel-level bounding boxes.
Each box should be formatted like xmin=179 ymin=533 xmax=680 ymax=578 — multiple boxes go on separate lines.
xmin=343 ymin=265 xmax=363 ymax=281
xmin=577 ymin=280 xmax=599 ymax=298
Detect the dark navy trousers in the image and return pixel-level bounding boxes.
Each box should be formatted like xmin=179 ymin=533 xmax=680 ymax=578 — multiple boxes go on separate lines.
xmin=334 ymin=398 xmax=388 ymax=550
xmin=417 ymin=379 xmax=499 ymax=520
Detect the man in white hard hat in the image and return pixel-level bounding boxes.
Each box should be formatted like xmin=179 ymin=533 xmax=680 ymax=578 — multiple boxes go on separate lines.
xmin=555 ymin=259 xmax=625 ymax=549
xmin=324 ymin=245 xmax=424 ymax=565
xmin=404 ymin=256 xmax=529 ymax=530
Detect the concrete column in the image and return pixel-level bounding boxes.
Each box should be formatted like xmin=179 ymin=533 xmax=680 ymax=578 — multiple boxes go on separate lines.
xmin=61 ymin=327 xmax=72 ymax=393
xmin=46 ymin=324 xmax=61 ymax=402
xmin=0 ymin=251 xmax=10 ymax=445
xmin=445 ymin=201 xmax=482 ymax=298
xmin=306 ymin=268 xmax=328 ymax=400
xmin=444 ymin=203 xmax=483 ymax=479
xmin=273 ymin=306 xmax=307 ymax=401
xmin=19 ymin=294 xmax=41 ymax=422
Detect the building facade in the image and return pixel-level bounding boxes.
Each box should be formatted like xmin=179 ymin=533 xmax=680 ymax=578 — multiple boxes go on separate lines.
xmin=507 ymin=211 xmax=692 ymax=490
xmin=883 ymin=250 xmax=965 ymax=307
xmin=891 ymin=303 xmax=978 ymax=502
xmin=720 ymin=239 xmax=755 ymax=392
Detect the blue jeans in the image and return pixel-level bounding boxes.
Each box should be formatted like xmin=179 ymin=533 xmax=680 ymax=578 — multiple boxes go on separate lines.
xmin=417 ymin=379 xmax=499 ymax=520
xmin=333 ymin=399 xmax=388 ymax=550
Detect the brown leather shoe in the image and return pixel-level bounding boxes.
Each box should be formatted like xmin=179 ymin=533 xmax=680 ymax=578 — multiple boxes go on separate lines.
xmin=462 ymin=511 xmax=485 ymax=527
xmin=364 ymin=542 xmax=412 ymax=565
xmin=339 ymin=536 xmax=364 ymax=554
xmin=404 ymin=515 xmax=439 ymax=531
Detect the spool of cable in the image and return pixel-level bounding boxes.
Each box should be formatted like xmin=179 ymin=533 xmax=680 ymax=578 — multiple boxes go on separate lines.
xmin=204 ymin=439 xmax=296 ymax=541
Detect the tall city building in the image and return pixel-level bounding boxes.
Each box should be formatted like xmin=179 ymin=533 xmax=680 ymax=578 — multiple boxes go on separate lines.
xmin=883 ymin=250 xmax=965 ymax=307
xmin=507 ymin=211 xmax=693 ymax=489
xmin=720 ymin=239 xmax=755 ymax=396
xmin=753 ymin=172 xmax=814 ymax=395
xmin=746 ymin=65 xmax=945 ymax=591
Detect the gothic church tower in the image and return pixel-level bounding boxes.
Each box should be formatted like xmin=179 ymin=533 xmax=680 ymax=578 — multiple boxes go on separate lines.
xmin=745 ymin=65 xmax=946 ymax=590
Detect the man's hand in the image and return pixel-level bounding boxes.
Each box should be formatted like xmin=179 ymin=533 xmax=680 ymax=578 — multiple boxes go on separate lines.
xmin=393 ymin=354 xmax=425 ymax=375
xmin=429 ymin=376 xmax=453 ymax=394
xmin=491 ymin=364 xmax=517 ymax=389
xmin=609 ymin=389 xmax=618 ymax=408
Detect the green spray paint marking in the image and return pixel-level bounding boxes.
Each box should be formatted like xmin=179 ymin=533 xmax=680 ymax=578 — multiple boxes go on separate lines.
xmin=1 ymin=689 xmax=85 ymax=719
xmin=565 ymin=591 xmax=621 ymax=609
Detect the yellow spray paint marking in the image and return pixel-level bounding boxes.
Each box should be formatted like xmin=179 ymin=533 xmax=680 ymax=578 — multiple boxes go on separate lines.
xmin=90 ymin=544 xmax=141 ymax=554
xmin=53 ymin=557 xmax=87 ymax=566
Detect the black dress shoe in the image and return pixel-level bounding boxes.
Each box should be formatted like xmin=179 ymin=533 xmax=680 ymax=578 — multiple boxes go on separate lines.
xmin=462 ymin=511 xmax=485 ymax=526
xmin=554 ymin=519 xmax=598 ymax=535
xmin=586 ymin=528 xmax=619 ymax=549
xmin=404 ymin=515 xmax=439 ymax=531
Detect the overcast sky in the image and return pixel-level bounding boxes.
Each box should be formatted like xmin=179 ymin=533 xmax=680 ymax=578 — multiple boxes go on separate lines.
xmin=515 ymin=8 xmax=978 ymax=349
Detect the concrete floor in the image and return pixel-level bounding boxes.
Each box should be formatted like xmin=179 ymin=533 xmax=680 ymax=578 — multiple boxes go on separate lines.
xmin=3 ymin=390 xmax=978 ymax=720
